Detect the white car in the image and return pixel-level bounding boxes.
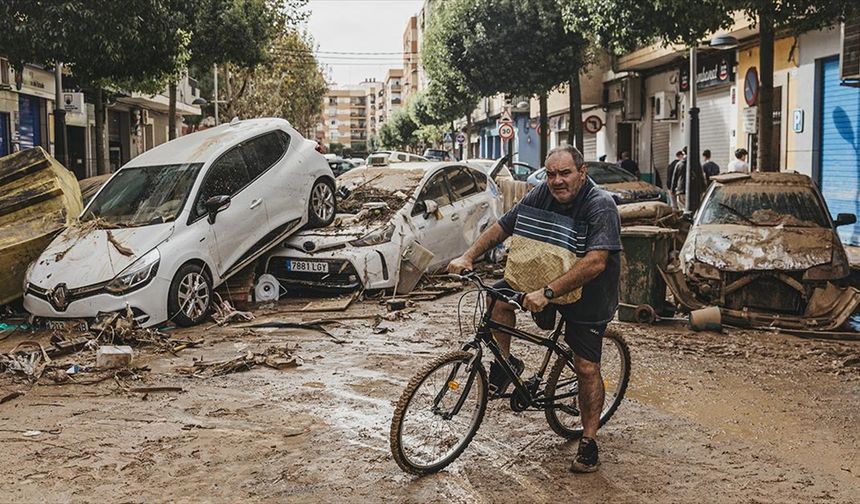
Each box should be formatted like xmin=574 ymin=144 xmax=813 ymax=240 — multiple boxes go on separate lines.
xmin=24 ymin=118 xmax=336 ymax=327
xmin=366 ymin=151 xmax=429 ymax=166
xmin=265 ymin=162 xmax=503 ymax=291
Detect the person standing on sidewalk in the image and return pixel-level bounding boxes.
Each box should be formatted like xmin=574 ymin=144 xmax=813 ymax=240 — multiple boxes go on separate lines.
xmin=448 ymin=145 xmax=621 ymax=473
xmin=702 ymin=149 xmax=720 ymax=184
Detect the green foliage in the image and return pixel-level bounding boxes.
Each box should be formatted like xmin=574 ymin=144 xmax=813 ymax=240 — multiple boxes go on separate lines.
xmin=0 ymin=0 xmax=191 ymax=92
xmin=377 ymin=109 xmax=419 ymax=149
xmin=186 ymin=0 xmax=280 ymax=69
xmin=423 ymin=0 xmax=590 ymax=99
xmin=227 ymin=29 xmax=327 ymax=132
xmin=414 ymin=124 xmax=447 ymax=148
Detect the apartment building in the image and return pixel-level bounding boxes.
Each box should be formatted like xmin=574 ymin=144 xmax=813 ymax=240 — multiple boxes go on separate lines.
xmin=319 ymin=79 xmax=382 ymax=155
xmin=402 ymin=16 xmax=419 ymax=104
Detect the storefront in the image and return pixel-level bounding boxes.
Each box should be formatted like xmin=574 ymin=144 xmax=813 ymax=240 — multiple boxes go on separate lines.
xmin=14 ymin=65 xmax=55 ymax=152
xmin=680 ymin=52 xmax=736 ymax=171
xmin=0 ymin=112 xmax=9 ymax=156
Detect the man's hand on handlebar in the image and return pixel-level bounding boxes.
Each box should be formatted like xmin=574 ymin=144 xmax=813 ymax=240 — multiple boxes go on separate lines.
xmin=447 ymin=255 xmax=473 ymax=275
xmin=523 ymin=289 xmax=550 ymax=313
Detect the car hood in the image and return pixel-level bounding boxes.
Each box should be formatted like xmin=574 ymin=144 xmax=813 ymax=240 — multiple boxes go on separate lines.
xmin=602 ymin=181 xmax=665 ymax=203
xmin=28 ymin=222 xmax=175 ymax=289
xmin=689 ymin=225 xmax=833 ymax=271
xmin=285 ymin=218 xmax=383 ymax=252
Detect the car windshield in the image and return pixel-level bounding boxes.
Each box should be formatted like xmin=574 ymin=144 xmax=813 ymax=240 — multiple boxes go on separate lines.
xmin=337 ymin=167 xmax=425 ymax=215
xmin=586 ymin=162 xmax=638 ymax=184
xmin=82 ymin=163 xmax=202 ymax=227
xmin=698 ymin=185 xmax=829 ymax=227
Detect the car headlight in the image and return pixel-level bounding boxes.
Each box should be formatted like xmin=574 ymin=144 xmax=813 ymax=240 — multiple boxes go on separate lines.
xmin=22 ymin=260 xmax=37 ymax=291
xmin=105 ymin=248 xmax=160 ymax=294
xmin=349 ymin=224 xmax=395 ymax=247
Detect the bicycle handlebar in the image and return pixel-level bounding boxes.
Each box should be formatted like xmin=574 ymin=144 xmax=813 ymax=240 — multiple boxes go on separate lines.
xmin=448 ymin=270 xmax=526 ymax=311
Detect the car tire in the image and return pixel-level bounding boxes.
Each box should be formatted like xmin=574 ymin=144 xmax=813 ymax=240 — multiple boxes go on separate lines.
xmin=307 ymin=178 xmax=336 ymax=228
xmin=167 ymin=262 xmax=213 ymax=327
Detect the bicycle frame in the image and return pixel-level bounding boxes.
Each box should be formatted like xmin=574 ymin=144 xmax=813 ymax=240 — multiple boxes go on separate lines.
xmin=440 ymin=286 xmax=580 ymax=417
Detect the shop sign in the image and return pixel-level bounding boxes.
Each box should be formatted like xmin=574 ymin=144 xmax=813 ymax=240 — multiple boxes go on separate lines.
xmin=743 ymin=106 xmax=758 ymax=133
xmin=15 ymin=66 xmax=55 ymax=100
xmin=680 ymin=53 xmax=736 ymax=91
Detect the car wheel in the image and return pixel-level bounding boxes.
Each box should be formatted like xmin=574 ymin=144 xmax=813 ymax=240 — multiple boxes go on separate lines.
xmin=168 ymin=263 xmax=212 ymax=327
xmin=307 ymin=178 xmax=336 ymax=228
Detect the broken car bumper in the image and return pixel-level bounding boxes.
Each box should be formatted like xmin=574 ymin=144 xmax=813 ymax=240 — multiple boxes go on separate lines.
xmin=266 ymin=242 xmax=400 ymax=292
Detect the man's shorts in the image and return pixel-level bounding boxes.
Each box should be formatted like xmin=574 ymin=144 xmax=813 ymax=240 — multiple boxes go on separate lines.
xmin=490 ymin=279 xmax=607 ymax=363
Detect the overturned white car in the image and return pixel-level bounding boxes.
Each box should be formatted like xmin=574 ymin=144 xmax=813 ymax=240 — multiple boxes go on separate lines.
xmin=266 ymin=162 xmax=503 ymax=292
xmin=24 ymin=118 xmax=335 ymax=327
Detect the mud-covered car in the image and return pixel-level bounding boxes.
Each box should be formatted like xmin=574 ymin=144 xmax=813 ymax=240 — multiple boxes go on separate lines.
xmin=664 ymin=172 xmax=859 ymax=330
xmin=528 ymin=162 xmax=668 ymax=204
xmin=265 ymin=162 xmax=503 ymax=292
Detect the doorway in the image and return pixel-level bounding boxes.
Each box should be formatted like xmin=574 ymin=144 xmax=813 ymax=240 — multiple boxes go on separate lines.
xmin=617 ymin=122 xmax=633 ymax=162
xmin=66 ymin=126 xmax=87 ymax=179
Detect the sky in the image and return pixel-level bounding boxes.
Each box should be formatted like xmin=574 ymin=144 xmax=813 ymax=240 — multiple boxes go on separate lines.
xmin=303 ymin=0 xmax=424 ymax=86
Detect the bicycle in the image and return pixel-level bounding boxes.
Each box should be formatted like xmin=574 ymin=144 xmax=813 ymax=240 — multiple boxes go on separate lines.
xmin=389 ymin=271 xmax=631 ymax=475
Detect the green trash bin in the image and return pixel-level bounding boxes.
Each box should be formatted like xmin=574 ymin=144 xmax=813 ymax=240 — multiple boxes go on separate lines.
xmin=618 ymin=225 xmax=676 ymax=321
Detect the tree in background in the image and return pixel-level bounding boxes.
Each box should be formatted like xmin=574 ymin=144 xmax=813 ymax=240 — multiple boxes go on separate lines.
xmin=228 ymin=29 xmax=327 ymax=133
xmin=422 ymin=0 xmax=591 ymax=161
xmin=378 ymin=109 xmax=419 ymax=150
xmin=569 ymin=0 xmax=858 ymax=172
xmin=0 ymin=0 xmax=191 ymax=174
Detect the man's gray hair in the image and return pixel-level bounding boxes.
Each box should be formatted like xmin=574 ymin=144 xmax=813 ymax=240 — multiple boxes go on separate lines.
xmin=546 ymin=145 xmax=585 ymax=169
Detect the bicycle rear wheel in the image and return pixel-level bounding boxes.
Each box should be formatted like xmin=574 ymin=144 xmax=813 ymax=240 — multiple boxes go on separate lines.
xmin=390 ymin=350 xmax=488 ymax=475
xmin=544 ymin=328 xmax=631 ymax=439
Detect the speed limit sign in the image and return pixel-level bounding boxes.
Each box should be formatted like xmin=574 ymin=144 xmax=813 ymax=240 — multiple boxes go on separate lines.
xmin=498 ymin=123 xmax=515 ymax=140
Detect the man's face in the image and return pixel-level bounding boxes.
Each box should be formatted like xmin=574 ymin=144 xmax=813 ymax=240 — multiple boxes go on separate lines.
xmin=545 ymin=152 xmax=587 ymax=204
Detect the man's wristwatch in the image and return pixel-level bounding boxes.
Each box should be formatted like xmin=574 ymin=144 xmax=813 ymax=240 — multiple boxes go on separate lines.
xmin=543 ymin=286 xmax=555 ymax=299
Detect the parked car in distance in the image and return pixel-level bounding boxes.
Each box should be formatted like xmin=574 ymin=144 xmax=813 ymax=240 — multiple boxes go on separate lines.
xmin=24 ymin=118 xmax=336 ymax=328
xmin=328 ymin=158 xmax=357 ymax=177
xmin=527 ymin=161 xmax=668 ymax=204
xmin=348 ymin=158 xmax=366 ymax=168
xmin=366 ymin=151 xmax=429 ymax=166
xmin=668 ymin=171 xmax=859 ymax=329
xmin=464 ymin=157 xmax=514 ymax=181
xmin=423 ymin=148 xmax=453 ymax=161
xmin=265 ymin=162 xmax=503 ymax=292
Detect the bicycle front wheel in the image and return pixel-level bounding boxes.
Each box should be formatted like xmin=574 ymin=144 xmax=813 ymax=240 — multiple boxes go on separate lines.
xmin=544 ymin=328 xmax=631 ymax=439
xmin=390 ymin=350 xmax=488 ymax=475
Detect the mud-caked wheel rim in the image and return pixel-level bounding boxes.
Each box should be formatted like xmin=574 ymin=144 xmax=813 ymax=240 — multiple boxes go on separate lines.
xmin=177 ymin=272 xmax=210 ymax=321
xmin=311 ymin=182 xmax=335 ymax=222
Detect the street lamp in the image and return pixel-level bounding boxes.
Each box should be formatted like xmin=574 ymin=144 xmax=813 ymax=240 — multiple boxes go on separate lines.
xmin=684 ymin=34 xmax=739 ymax=214
xmin=192 ymin=97 xmax=207 ymax=105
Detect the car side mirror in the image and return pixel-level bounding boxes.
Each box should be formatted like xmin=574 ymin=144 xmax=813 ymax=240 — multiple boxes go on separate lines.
xmin=205 ymin=195 xmax=231 ymax=224
xmin=423 ymin=200 xmax=439 ymax=219
xmin=835 ymin=213 xmax=856 ymax=227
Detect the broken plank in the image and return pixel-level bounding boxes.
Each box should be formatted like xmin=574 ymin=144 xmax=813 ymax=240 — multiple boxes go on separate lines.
xmin=300 ymin=294 xmax=356 ymax=312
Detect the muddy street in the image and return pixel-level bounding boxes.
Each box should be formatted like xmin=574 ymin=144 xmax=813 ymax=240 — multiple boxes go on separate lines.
xmin=2 ymin=290 xmax=859 ymax=503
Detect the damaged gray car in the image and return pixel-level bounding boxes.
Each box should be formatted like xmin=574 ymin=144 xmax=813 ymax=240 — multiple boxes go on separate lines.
xmin=663 ymin=172 xmax=859 ymax=331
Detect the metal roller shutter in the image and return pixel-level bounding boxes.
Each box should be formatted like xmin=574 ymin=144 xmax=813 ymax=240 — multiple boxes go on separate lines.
xmin=819 ymin=57 xmax=860 ymax=245
xmin=583 ymin=132 xmax=597 ymax=161
xmin=651 ymin=121 xmax=671 ymax=187
xmin=18 ymin=95 xmax=41 ymax=150
xmin=697 ymin=89 xmax=731 ymax=171
xmin=0 ymin=113 xmax=9 ymax=156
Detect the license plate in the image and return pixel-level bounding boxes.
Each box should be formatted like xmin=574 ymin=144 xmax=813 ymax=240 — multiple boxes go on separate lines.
xmin=287 ymin=260 xmax=329 ymax=273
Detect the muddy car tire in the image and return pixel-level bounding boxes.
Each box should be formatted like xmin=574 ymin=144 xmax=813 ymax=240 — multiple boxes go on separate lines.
xmin=167 ymin=263 xmax=213 ymax=327
xmin=306 ymin=178 xmax=336 ymax=228
xmin=390 ymin=350 xmax=487 ymax=475
xmin=544 ymin=329 xmax=631 ymax=439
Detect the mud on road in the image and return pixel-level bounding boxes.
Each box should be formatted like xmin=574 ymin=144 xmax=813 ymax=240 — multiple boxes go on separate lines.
xmin=2 ymin=291 xmax=859 ymax=503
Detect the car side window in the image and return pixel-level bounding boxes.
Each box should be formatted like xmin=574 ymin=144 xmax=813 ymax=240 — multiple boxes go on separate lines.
xmin=194 ymin=147 xmax=252 ymax=218
xmin=446 ymin=166 xmax=479 ymax=200
xmin=242 ymin=130 xmax=290 ymax=180
xmin=471 ymin=168 xmax=488 ymax=192
xmin=412 ymin=170 xmax=452 ymax=216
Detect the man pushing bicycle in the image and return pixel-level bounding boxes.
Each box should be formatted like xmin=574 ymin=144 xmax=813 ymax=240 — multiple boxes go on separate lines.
xmin=447 ymin=145 xmax=621 ymax=473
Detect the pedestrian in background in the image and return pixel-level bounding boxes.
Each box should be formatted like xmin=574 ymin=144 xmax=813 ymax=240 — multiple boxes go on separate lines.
xmin=727 ymin=148 xmax=749 ymax=173
xmin=666 ymin=150 xmax=685 ymax=208
xmin=702 ymin=149 xmax=720 ymax=184
xmin=618 ymin=151 xmax=640 ymax=179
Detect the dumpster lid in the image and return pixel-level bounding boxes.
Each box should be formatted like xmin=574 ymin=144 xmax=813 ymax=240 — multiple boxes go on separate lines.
xmin=620 ymin=225 xmax=677 ymax=237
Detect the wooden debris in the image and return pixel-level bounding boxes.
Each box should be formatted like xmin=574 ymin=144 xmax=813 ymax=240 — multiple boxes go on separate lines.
xmin=249 ymin=320 xmax=347 ymax=344
xmin=128 ymin=386 xmax=184 ymax=393
xmin=211 ymin=293 xmax=255 ymax=326
xmin=106 ymin=230 xmax=134 ymax=256
xmin=0 ymin=391 xmax=24 ymax=404
xmin=178 ymin=345 xmax=301 ymax=377
xmin=300 ymin=294 xmax=356 ymax=312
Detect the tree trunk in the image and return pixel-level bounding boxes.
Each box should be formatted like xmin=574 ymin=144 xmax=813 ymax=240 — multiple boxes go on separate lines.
xmin=466 ymin=114 xmax=472 ymax=159
xmin=168 ymin=81 xmax=177 ymax=140
xmin=757 ymin=4 xmax=775 ymax=172
xmin=539 ymin=92 xmax=549 ymax=164
xmin=569 ymin=72 xmax=584 ymax=152
xmin=94 ymin=88 xmax=107 ymax=175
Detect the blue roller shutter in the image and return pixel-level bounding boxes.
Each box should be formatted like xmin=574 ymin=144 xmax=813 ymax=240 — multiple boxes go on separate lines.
xmin=18 ymin=94 xmax=41 ymax=150
xmin=0 ymin=113 xmax=9 ymax=156
xmin=819 ymin=57 xmax=860 ymax=245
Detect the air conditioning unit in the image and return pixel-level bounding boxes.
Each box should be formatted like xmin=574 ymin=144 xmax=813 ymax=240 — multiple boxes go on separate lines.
xmin=621 ymin=76 xmax=642 ymax=121
xmin=653 ymin=91 xmax=678 ymax=121
xmin=841 ymin=18 xmax=860 ymax=86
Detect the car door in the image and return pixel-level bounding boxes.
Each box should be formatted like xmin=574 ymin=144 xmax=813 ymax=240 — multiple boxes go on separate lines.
xmin=410 ymin=168 xmax=460 ymax=269
xmin=192 ymin=145 xmax=269 ymax=278
xmin=445 ymin=166 xmax=495 ymax=255
xmin=242 ymin=130 xmax=298 ymax=233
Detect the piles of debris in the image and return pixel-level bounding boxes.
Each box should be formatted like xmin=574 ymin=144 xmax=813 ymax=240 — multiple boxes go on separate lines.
xmin=177 ymin=344 xmax=301 ymax=377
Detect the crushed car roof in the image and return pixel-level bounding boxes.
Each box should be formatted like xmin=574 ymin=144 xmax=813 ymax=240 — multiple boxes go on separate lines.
xmin=124 ymin=118 xmax=294 ymax=167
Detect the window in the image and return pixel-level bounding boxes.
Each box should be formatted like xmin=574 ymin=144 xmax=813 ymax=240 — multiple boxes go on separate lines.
xmin=241 ymin=130 xmax=290 ymax=179
xmin=193 ymin=148 xmax=251 ymax=219
xmin=698 ymin=185 xmax=829 ymax=227
xmin=446 ymin=167 xmax=479 ymax=200
xmin=412 ymin=171 xmax=452 ymax=215
xmin=471 ymin=169 xmax=488 ymax=192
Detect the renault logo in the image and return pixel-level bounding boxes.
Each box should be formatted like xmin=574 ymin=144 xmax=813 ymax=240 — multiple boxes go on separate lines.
xmin=49 ymin=283 xmax=69 ymax=312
